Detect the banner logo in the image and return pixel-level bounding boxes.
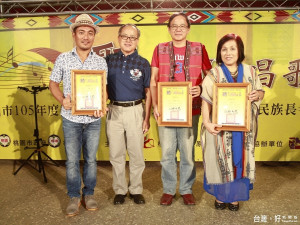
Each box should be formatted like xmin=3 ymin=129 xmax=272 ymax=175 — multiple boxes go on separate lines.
xmin=0 ymin=134 xmax=11 ymax=147
xmin=289 ymin=137 xmax=300 ymax=149
xmin=48 ymin=135 xmax=61 ymax=148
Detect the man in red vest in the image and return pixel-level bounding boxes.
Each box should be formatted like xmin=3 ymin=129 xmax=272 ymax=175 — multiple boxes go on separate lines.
xmin=150 ymin=13 xmax=212 ymax=206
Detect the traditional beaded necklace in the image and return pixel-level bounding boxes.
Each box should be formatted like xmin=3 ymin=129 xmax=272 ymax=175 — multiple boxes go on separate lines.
xmin=230 ymin=70 xmax=238 ymax=78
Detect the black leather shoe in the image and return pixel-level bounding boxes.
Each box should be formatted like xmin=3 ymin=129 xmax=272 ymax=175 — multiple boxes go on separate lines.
xmin=228 ymin=202 xmax=239 ymax=211
xmin=214 ymin=200 xmax=226 ymax=210
xmin=113 ymin=194 xmax=126 ymax=205
xmin=129 ymin=194 xmax=145 ymax=204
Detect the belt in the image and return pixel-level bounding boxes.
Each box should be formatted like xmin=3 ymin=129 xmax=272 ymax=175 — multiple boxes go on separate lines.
xmin=111 ymin=99 xmax=143 ymax=107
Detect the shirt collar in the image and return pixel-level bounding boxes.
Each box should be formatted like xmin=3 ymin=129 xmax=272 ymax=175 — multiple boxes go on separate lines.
xmin=71 ymin=47 xmax=94 ymax=57
xmin=117 ymin=49 xmax=138 ymax=59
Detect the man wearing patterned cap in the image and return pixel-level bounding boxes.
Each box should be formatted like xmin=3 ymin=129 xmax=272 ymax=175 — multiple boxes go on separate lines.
xmin=49 ymin=14 xmax=107 ymax=216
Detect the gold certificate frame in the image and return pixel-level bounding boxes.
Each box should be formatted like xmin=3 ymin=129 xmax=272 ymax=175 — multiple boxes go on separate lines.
xmin=157 ymin=82 xmax=192 ymax=127
xmin=212 ymin=83 xmax=251 ymax=132
xmin=71 ymin=70 xmax=106 ymax=116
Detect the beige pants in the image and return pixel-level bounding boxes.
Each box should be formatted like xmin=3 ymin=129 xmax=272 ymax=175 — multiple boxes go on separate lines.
xmin=106 ymin=103 xmax=145 ymax=195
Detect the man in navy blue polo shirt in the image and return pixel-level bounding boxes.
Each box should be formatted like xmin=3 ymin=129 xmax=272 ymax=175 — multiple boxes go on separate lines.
xmin=106 ymin=24 xmax=151 ymax=205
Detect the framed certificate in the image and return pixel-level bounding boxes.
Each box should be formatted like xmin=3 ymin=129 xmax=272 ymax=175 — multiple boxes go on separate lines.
xmin=157 ymin=82 xmax=192 ymax=127
xmin=212 ymin=83 xmax=251 ymax=132
xmin=71 ymin=70 xmax=106 ymax=116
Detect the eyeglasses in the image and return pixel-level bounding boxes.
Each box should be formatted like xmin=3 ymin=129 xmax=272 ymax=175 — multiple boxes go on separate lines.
xmin=119 ymin=35 xmax=138 ymax=41
xmin=170 ymin=25 xmax=188 ymax=30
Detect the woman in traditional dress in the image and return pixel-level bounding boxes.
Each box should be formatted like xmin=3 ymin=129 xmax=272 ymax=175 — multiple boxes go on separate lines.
xmin=200 ymin=34 xmax=265 ymax=211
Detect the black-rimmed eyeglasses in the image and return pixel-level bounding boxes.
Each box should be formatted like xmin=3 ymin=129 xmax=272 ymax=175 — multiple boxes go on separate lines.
xmin=119 ymin=35 xmax=138 ymax=41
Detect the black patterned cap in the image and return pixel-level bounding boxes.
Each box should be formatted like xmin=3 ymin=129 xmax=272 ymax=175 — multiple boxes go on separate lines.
xmin=70 ymin=14 xmax=100 ymax=34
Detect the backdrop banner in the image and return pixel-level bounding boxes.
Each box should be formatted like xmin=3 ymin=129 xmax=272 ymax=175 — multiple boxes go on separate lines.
xmin=0 ymin=11 xmax=299 ymax=161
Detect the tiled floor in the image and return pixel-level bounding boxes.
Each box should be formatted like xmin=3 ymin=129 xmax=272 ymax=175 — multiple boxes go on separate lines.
xmin=0 ymin=160 xmax=299 ymax=225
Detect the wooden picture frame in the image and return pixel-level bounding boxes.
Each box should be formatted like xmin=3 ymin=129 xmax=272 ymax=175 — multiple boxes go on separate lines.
xmin=212 ymin=83 xmax=252 ymax=132
xmin=157 ymin=82 xmax=192 ymax=127
xmin=71 ymin=70 xmax=106 ymax=116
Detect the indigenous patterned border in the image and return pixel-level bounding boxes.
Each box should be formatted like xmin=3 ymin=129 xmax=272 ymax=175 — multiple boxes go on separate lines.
xmin=0 ymin=10 xmax=300 ymax=30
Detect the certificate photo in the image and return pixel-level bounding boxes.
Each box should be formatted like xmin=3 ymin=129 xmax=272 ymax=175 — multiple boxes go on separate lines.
xmin=71 ymin=70 xmax=106 ymax=116
xmin=157 ymin=82 xmax=192 ymax=127
xmin=212 ymin=83 xmax=251 ymax=132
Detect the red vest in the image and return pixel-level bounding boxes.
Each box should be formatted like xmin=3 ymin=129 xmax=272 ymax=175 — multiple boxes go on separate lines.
xmin=157 ymin=41 xmax=204 ymax=115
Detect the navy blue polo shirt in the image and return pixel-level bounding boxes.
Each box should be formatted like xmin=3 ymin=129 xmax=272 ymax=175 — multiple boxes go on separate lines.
xmin=106 ymin=50 xmax=150 ymax=101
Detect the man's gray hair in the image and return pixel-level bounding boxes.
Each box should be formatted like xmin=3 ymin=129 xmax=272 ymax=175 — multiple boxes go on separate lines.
xmin=118 ymin=24 xmax=141 ymax=38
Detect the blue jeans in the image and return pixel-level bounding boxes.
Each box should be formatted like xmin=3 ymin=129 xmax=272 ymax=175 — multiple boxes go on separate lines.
xmin=62 ymin=117 xmax=101 ymax=198
xmin=158 ymin=115 xmax=200 ymax=195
